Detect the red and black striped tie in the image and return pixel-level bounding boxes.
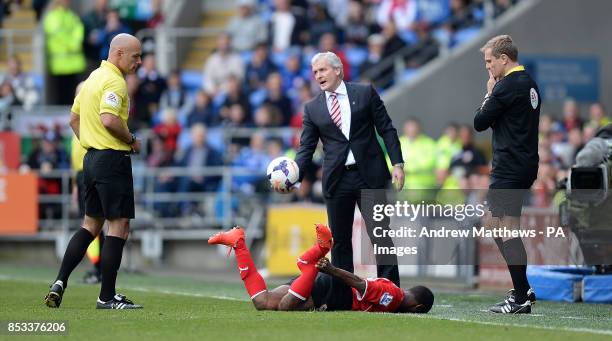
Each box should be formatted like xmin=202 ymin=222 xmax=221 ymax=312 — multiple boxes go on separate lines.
xmin=329 ymin=92 xmax=342 ymax=128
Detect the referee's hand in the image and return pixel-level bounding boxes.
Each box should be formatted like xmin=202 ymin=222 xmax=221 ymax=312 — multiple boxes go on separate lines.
xmin=486 ymin=70 xmax=497 ymax=96
xmin=131 ymin=138 xmax=141 ymax=154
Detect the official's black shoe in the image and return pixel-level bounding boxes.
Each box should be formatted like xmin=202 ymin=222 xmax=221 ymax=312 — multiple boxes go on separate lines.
xmin=527 ymin=288 xmax=536 ymax=305
xmin=44 ymin=280 xmax=64 ymax=308
xmin=490 ymin=296 xmax=531 ymax=314
xmin=494 ymin=288 xmax=536 ymax=307
xmin=96 ymin=294 xmax=143 ymax=309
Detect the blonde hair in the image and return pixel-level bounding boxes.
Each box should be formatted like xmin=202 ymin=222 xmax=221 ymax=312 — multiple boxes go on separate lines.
xmin=480 ymin=35 xmax=518 ymax=61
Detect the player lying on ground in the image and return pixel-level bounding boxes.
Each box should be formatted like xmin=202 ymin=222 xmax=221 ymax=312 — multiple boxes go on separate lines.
xmin=208 ymin=224 xmax=433 ymax=313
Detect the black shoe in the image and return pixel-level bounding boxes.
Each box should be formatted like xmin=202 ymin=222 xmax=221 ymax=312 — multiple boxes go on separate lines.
xmin=490 ymin=296 xmax=531 ymax=314
xmin=493 ymin=288 xmax=536 ymax=307
xmin=83 ymin=270 xmax=102 ymax=284
xmin=96 ymin=294 xmax=143 ymax=309
xmin=527 ymin=288 xmax=536 ymax=305
xmin=44 ymin=280 xmax=64 ymax=308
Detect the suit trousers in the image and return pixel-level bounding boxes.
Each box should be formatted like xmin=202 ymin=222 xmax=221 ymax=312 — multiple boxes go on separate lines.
xmin=325 ymin=167 xmax=400 ymax=287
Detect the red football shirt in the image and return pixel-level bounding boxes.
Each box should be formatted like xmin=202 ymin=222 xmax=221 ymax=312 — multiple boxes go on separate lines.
xmin=351 ymin=278 xmax=405 ymax=312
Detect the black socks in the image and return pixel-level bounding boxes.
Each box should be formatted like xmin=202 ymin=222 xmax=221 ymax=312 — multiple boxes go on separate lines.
xmin=501 ymin=237 xmax=530 ymax=303
xmin=98 ymin=236 xmax=126 ymax=302
xmin=56 ymin=228 xmax=95 ymax=288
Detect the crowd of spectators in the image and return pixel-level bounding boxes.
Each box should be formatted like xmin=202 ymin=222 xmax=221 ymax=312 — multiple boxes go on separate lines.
xmin=9 ymin=0 xmax=589 ymax=222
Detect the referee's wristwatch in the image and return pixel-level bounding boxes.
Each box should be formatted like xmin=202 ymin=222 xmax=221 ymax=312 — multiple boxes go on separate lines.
xmin=393 ymin=163 xmax=404 ymax=169
xmin=128 ymin=133 xmax=136 ymax=145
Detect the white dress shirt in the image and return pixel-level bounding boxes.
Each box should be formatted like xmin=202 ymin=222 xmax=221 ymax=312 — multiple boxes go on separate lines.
xmin=325 ymin=81 xmax=356 ymax=166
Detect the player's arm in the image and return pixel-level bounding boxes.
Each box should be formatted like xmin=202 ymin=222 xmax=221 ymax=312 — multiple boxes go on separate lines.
xmin=294 ymin=105 xmax=320 ymax=182
xmin=70 ymin=112 xmax=80 ymax=139
xmin=316 ymin=258 xmax=366 ymax=295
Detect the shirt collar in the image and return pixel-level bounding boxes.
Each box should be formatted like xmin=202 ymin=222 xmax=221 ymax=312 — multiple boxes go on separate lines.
xmin=326 ymin=81 xmax=347 ymax=99
xmin=101 ymin=60 xmax=123 ymax=77
xmin=504 ymin=65 xmax=525 ymax=77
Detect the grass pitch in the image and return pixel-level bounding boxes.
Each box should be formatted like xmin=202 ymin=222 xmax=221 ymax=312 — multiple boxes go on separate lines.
xmin=0 ymin=264 xmax=610 ymax=340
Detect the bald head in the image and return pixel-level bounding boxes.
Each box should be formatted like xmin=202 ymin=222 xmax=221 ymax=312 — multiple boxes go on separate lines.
xmin=109 ymin=33 xmax=141 ymax=54
xmin=107 ymin=34 xmax=142 ymax=75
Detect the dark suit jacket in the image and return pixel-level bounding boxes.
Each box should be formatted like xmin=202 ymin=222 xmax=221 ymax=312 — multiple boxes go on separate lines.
xmin=295 ymin=82 xmax=403 ymax=198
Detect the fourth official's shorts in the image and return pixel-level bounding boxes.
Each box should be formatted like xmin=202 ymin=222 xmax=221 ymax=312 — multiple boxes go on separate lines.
xmin=83 ymin=149 xmax=135 ymax=219
xmin=487 ymin=176 xmax=535 ymax=217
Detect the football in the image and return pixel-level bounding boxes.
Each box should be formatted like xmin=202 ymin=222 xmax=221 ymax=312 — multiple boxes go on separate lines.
xmin=266 ymin=157 xmax=299 ymax=190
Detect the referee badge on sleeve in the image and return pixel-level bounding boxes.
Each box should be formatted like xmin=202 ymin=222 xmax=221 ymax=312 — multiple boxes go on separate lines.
xmin=104 ymin=91 xmax=122 ymax=108
xmin=530 ymin=88 xmax=539 ymax=109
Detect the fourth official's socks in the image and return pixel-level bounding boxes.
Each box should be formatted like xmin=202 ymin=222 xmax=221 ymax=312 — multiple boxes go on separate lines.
xmin=502 ymin=237 xmax=530 ymax=303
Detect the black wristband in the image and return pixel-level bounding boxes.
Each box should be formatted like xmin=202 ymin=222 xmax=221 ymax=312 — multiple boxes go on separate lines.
xmin=128 ymin=133 xmax=136 ymax=145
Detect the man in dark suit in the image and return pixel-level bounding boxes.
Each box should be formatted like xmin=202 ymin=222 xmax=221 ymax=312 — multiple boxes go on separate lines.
xmin=276 ymin=51 xmax=405 ymax=289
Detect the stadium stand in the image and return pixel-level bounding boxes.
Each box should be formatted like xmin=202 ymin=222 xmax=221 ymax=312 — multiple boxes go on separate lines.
xmin=3 ymin=0 xmax=605 ymax=241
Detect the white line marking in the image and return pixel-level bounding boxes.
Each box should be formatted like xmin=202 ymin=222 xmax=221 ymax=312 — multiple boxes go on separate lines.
xmin=439 ymin=318 xmax=612 ymax=336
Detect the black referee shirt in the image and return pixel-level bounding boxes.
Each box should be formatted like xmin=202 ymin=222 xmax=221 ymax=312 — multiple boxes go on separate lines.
xmin=474 ymin=67 xmax=540 ymax=181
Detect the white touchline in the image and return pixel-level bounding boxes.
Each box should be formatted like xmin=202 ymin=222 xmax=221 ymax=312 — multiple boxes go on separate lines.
xmin=441 ymin=318 xmax=612 ymax=336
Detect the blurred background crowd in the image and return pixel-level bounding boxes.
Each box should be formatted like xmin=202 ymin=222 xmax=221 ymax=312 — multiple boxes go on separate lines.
xmin=0 ymin=0 xmax=607 ymax=225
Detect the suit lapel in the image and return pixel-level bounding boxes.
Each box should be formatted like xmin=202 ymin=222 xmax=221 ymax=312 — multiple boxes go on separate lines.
xmin=318 ymin=91 xmax=327 ymax=116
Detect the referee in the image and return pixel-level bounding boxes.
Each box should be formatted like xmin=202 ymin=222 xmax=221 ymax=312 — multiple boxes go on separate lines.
xmin=45 ymin=33 xmax=143 ymax=309
xmin=474 ymin=35 xmax=540 ymax=314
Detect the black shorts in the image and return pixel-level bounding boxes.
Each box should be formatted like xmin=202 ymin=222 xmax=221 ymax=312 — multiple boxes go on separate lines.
xmin=83 ymin=149 xmax=135 ymax=219
xmin=487 ymin=176 xmax=535 ymax=217
xmin=286 ymin=273 xmax=352 ymax=310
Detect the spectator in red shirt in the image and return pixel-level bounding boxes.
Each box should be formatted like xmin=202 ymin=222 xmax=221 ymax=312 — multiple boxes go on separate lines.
xmin=153 ymin=108 xmax=181 ymax=155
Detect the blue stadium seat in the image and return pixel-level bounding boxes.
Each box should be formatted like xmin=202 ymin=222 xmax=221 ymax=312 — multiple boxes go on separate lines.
xmin=32 ymin=73 xmax=44 ymax=90
xmin=416 ymin=0 xmax=450 ymax=26
xmin=345 ymin=47 xmax=368 ymax=67
xmin=240 ymin=50 xmax=254 ymax=65
xmin=401 ymin=68 xmax=419 ymax=83
xmin=271 ymin=50 xmax=289 ymax=68
xmin=452 ymin=27 xmax=481 ymax=48
xmin=472 ymin=6 xmax=485 ymax=22
xmin=399 ymin=30 xmax=417 ymax=45
xmin=249 ymin=88 xmax=267 ymax=109
xmin=206 ymin=127 xmax=225 ymax=152
xmin=181 ymin=70 xmax=203 ymax=92
xmin=176 ymin=126 xmax=225 ymax=152
xmin=176 ymin=129 xmax=192 ymax=150
xmin=212 ymin=92 xmax=227 ymax=111
xmin=432 ymin=27 xmax=451 ymax=48
xmin=302 ymin=50 xmax=316 ymax=68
